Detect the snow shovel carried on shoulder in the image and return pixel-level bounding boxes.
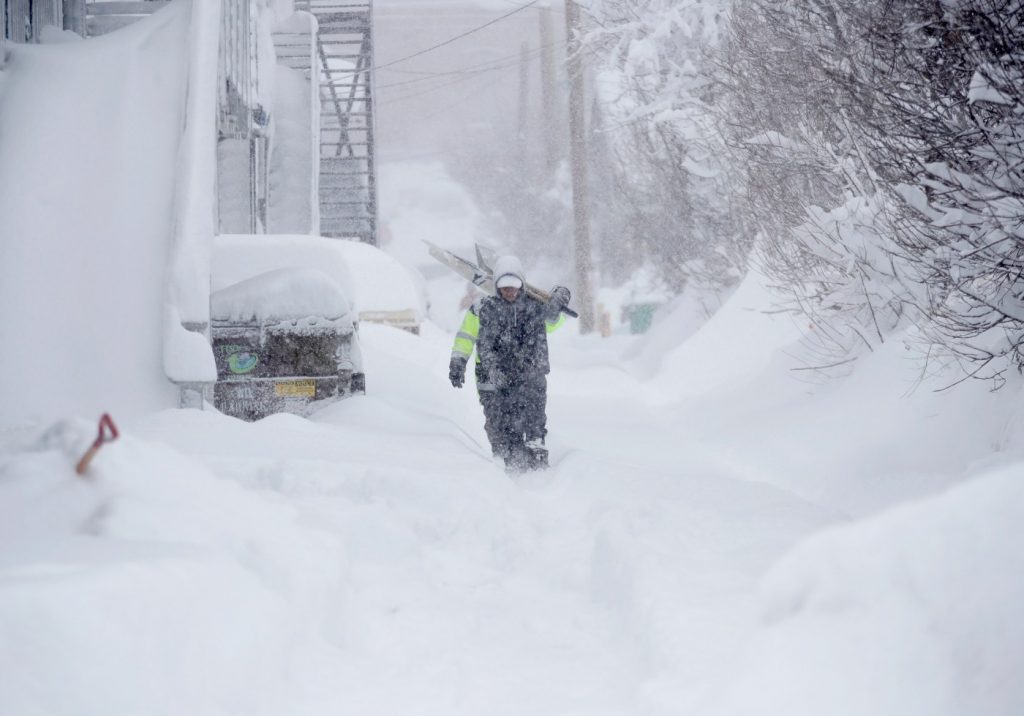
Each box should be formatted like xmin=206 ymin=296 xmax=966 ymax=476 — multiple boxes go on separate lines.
xmin=424 ymin=240 xmax=579 ymax=318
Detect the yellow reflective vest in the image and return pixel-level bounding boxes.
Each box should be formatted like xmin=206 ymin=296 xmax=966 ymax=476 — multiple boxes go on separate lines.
xmin=452 ymin=298 xmax=565 ymax=363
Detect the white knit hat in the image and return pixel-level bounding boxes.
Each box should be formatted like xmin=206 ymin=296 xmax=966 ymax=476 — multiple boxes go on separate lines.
xmin=493 ymin=255 xmax=525 ymax=291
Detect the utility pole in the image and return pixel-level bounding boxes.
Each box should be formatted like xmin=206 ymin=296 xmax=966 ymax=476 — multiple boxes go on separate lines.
xmin=517 ymin=41 xmax=529 ymax=173
xmin=564 ymin=0 xmax=595 ymax=333
xmin=538 ymin=5 xmax=560 ymax=173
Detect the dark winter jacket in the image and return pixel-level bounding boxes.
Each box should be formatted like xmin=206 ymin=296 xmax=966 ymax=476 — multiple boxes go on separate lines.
xmin=450 ymin=254 xmax=565 ymax=388
xmin=476 ymin=292 xmax=557 ymax=380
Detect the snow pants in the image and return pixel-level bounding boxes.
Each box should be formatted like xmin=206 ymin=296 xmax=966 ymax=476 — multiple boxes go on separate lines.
xmin=477 ymin=366 xmax=547 ymax=461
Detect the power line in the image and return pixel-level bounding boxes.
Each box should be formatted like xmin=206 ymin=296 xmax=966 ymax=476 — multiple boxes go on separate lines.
xmin=493 ymin=0 xmax=547 ymax=7
xmin=377 ymin=39 xmax=567 ymax=106
xmin=377 ymin=44 xmax=554 ymax=106
xmin=379 ymin=38 xmax=563 ymax=78
xmin=376 ymin=42 xmax=558 ymax=90
xmin=412 ymin=73 xmax=505 ymax=124
xmin=372 ymin=0 xmax=544 ymax=73
xmin=377 ymin=64 xmax=504 ymax=107
xmin=377 ymin=58 xmax=519 ymax=90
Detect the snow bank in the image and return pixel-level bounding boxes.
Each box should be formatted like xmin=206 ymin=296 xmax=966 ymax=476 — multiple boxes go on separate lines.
xmin=637 ymin=263 xmax=1020 ymax=514
xmin=129 ymin=318 xmax=835 ymax=715
xmin=703 ymin=465 xmax=1024 ymax=716
xmin=0 ymin=5 xmax=191 ymax=427
xmin=161 ymin=0 xmax=222 ymax=387
xmin=0 ymin=418 xmax=349 ymax=716
xmin=320 ymin=238 xmax=427 ymax=317
xmin=163 ymin=305 xmax=217 ymax=382
xmin=644 ymin=266 xmax=803 ymax=402
xmin=594 ymin=253 xmax=1024 ymax=522
xmin=623 ymin=280 xmax=735 ymax=377
xmin=165 ymin=0 xmax=221 ymax=327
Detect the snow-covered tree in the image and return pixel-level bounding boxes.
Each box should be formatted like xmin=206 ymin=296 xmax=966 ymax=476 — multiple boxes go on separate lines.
xmin=724 ymin=0 xmax=1024 ymax=383
xmin=720 ymin=0 xmax=911 ymax=374
xmin=583 ymin=0 xmax=747 ymax=294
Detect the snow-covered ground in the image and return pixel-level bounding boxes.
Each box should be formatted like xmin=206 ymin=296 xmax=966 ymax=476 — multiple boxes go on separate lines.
xmin=4 ymin=281 xmax=1022 ymax=715
xmin=2 ymin=4 xmax=1023 ymax=716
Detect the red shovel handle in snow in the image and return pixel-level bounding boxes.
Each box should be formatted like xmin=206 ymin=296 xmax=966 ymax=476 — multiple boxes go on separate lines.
xmin=75 ymin=413 xmax=120 ymax=476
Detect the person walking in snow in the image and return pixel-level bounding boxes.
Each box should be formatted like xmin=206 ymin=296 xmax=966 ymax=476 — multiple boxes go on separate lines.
xmin=448 ymin=255 xmax=571 ymax=471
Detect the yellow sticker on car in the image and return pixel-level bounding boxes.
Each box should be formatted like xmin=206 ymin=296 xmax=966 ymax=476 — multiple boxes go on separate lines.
xmin=275 ymin=379 xmax=315 ymax=398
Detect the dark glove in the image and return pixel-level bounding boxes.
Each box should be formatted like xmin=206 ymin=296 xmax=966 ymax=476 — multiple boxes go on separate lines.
xmin=449 ymin=356 xmax=467 ymax=388
xmin=547 ymin=285 xmax=571 ymax=316
xmin=544 ymin=286 xmax=569 ymax=321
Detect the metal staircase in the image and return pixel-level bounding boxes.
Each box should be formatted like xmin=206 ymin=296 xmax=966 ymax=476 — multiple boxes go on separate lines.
xmin=296 ymin=0 xmax=378 ymax=244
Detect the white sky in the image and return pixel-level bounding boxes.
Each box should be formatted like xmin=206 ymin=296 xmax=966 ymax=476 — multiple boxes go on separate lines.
xmin=374 ymin=0 xmax=567 ymax=163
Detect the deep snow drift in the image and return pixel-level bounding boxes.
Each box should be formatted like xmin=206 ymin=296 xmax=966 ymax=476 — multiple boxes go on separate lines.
xmin=2 ymin=316 xmax=838 ymax=716
xmin=3 ymin=268 xmax=1023 ymax=715
xmin=0 ymin=6 xmax=191 ymax=426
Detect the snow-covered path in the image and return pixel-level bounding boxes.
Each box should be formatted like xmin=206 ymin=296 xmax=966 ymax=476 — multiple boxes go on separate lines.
xmin=5 ymin=292 xmax=1022 ymax=716
xmin=118 ymin=322 xmax=835 ymax=715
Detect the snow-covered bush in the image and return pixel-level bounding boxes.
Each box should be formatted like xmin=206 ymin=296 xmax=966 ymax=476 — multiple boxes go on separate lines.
xmin=720 ymin=0 xmax=1024 ymax=383
xmin=583 ymin=0 xmax=748 ymax=294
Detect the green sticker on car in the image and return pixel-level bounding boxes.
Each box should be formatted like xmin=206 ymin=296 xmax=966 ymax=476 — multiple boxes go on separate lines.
xmin=227 ymin=351 xmax=259 ymax=374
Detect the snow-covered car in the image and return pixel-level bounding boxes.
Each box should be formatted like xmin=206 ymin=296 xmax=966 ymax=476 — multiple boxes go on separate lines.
xmin=210 ymin=235 xmax=366 ymax=420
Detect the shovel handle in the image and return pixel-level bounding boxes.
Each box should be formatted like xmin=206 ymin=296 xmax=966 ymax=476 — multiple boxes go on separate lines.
xmin=75 ymin=413 xmax=120 ymax=476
